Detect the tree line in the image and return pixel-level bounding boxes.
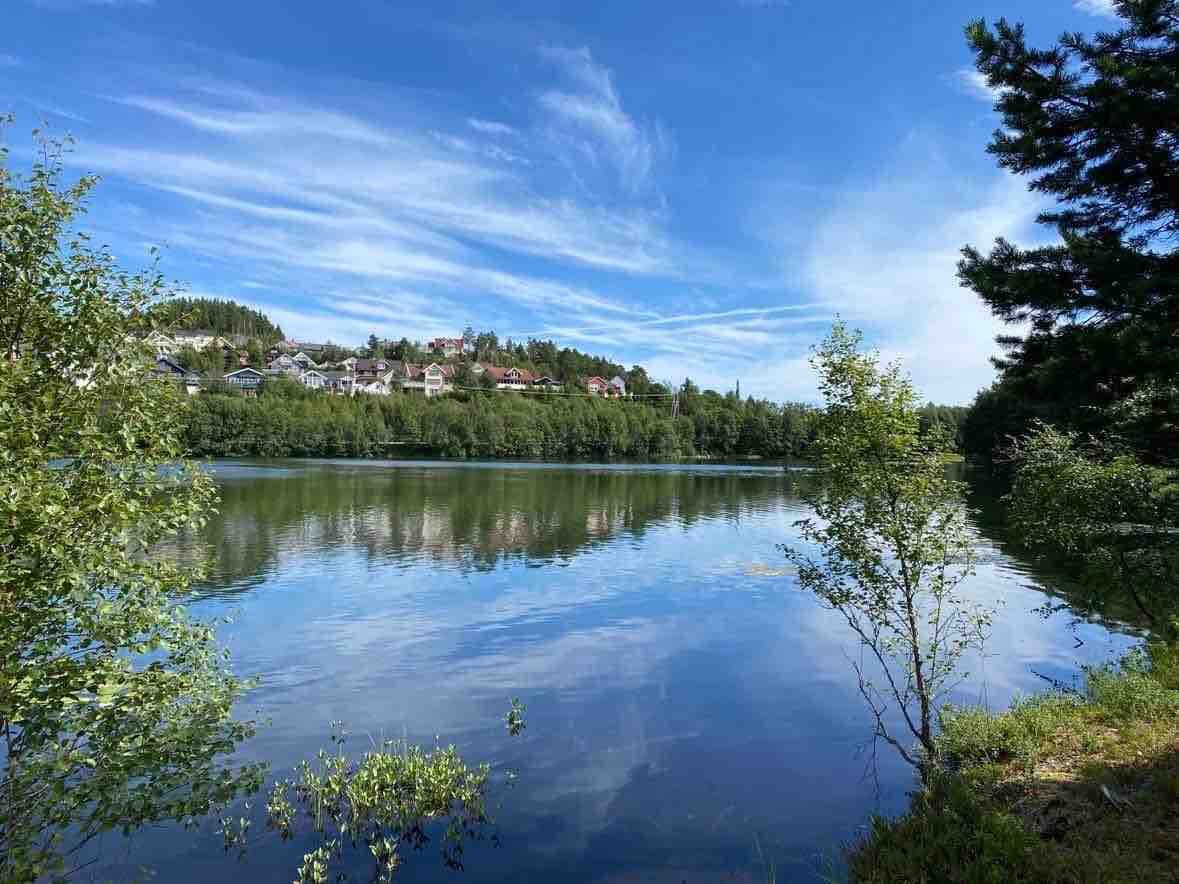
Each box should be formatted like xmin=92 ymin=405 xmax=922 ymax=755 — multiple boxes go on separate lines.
xmin=150 ymin=296 xmax=285 ymax=343
xmin=185 ymin=379 xmax=823 ymax=460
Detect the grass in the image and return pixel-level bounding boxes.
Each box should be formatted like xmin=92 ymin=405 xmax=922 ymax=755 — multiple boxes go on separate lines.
xmin=849 ymin=643 xmax=1179 ymax=883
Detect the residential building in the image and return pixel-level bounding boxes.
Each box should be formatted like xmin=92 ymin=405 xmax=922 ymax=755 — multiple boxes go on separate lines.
xmin=144 ymin=331 xmax=178 ymax=355
xmin=322 ymin=370 xmax=356 ymax=395
xmin=482 ymin=365 xmax=535 ymax=391
xmin=223 ymin=367 xmax=265 ymax=394
xmin=609 ymin=375 xmax=627 ymax=397
xmin=336 ymin=356 xmax=358 ymax=371
xmin=531 ymin=375 xmax=563 ymax=391
xmin=268 ymin=354 xmax=301 ymax=374
xmin=396 ymin=362 xmax=456 ymax=397
xmin=354 ymin=377 xmax=390 ymax=395
xmin=354 ymin=357 xmax=395 ymax=380
xmin=291 ymin=351 xmax=318 ymax=370
xmin=149 ymin=355 xmax=201 ymax=395
xmin=299 ymin=369 xmax=328 ymax=390
xmin=585 ymin=376 xmax=608 ymax=396
xmin=175 ymin=330 xmax=231 ymax=351
xmin=280 ymin=340 xmax=330 ymax=357
xmin=427 ymin=337 xmax=465 ymax=358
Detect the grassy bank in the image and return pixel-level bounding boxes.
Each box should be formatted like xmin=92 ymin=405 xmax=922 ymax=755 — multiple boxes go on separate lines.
xmin=850 ymin=643 xmax=1179 ymax=883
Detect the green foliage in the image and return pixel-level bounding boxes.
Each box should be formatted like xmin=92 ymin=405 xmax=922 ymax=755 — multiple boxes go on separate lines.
xmin=1007 ymin=423 xmax=1179 ymax=640
xmin=848 ymin=770 xmax=1039 ymax=884
xmin=183 ymin=384 xmax=820 ymax=461
xmin=853 ymin=644 xmax=1179 ymax=883
xmin=151 ymin=296 xmax=284 ymax=343
xmin=785 ymin=324 xmax=991 ymax=767
xmin=960 ymin=2 xmax=1179 ymax=463
xmin=0 ymin=130 xmax=261 ymax=881
xmin=223 ymin=713 xmax=525 ymax=884
xmin=505 ymin=698 xmax=526 ymax=737
xmin=938 ymin=695 xmax=1082 ymax=769
xmin=1086 ymin=645 xmax=1179 ymax=719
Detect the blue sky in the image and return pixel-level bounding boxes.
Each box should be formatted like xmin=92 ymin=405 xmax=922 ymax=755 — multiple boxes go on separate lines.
xmin=2 ymin=0 xmax=1120 ymax=402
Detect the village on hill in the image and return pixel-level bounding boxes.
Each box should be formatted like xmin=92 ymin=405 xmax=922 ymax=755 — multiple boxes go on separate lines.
xmin=143 ymin=302 xmax=646 ymax=401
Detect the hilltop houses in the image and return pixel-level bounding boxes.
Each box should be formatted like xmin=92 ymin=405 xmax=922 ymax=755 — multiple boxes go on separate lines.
xmin=141 ymin=326 xmax=637 ymax=405
xmin=428 ymin=337 xmax=466 ymax=358
xmin=398 ymin=363 xmax=456 ymax=397
xmin=149 ymin=355 xmax=202 ymax=395
xmin=223 ymin=367 xmax=266 ymax=394
xmin=585 ymin=375 xmax=626 ymax=397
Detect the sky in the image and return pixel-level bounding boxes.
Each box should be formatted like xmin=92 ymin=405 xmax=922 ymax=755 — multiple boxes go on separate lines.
xmin=1 ymin=0 xmax=1122 ymax=403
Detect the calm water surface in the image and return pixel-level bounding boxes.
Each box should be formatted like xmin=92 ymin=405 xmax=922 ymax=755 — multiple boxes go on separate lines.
xmin=122 ymin=459 xmax=1136 ymax=883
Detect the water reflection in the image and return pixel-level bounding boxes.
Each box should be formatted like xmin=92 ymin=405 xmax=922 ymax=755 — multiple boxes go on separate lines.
xmin=127 ymin=459 xmax=1138 ymax=883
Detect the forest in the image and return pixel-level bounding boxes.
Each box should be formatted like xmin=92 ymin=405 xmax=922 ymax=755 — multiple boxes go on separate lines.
xmin=185 ymin=378 xmax=823 ymax=460
xmin=150 ymin=296 xmax=286 ymax=343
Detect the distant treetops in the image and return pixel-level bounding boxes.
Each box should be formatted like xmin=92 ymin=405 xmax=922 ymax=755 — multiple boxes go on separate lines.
xmin=149 ymin=296 xmax=285 ymax=344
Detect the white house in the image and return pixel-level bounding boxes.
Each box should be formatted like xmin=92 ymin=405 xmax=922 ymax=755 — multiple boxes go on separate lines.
xmin=268 ymin=354 xmax=301 ymax=374
xmin=355 ymin=377 xmax=390 ymax=395
xmin=299 ymin=369 xmax=328 ymax=390
xmin=175 ymin=330 xmax=230 ymax=351
xmin=398 ymin=362 xmax=455 ymax=397
xmin=144 ymin=331 xmax=178 ymax=355
xmin=292 ymin=351 xmax=318 ymax=370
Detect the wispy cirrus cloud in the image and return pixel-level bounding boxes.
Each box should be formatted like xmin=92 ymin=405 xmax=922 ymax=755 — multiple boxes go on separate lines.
xmin=537 ymin=46 xmax=666 ymax=193
xmin=1074 ymin=0 xmax=1119 ymax=18
xmin=467 ymin=118 xmax=517 ymax=137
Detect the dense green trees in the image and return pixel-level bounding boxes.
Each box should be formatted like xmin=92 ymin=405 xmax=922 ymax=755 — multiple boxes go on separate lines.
xmin=185 ymin=384 xmax=821 ymax=461
xmin=151 ymin=296 xmax=284 ymax=343
xmin=959 ymin=1 xmax=1179 ymax=635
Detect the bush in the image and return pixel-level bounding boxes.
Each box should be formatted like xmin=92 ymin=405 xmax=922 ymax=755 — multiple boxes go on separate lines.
xmin=849 ymin=771 xmax=1040 ymax=884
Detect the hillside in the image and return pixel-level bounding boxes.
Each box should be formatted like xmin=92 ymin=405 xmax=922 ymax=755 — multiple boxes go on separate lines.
xmin=152 ymin=297 xmax=285 ymax=343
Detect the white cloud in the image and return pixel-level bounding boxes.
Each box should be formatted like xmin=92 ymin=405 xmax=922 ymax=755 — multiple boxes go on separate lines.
xmin=796 ymin=132 xmax=1043 ymax=404
xmin=537 ymin=46 xmax=663 ymax=193
xmin=1074 ymin=0 xmax=1119 ymax=18
xmin=68 ymin=58 xmax=804 ymax=393
xmin=467 ymin=117 xmax=516 ymax=137
xmin=953 ymin=68 xmax=1000 ymax=103
xmin=80 ymin=87 xmax=676 ymax=275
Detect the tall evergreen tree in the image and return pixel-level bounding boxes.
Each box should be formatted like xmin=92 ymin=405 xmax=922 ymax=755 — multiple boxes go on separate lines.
xmin=960 ymin=1 xmax=1179 ymax=463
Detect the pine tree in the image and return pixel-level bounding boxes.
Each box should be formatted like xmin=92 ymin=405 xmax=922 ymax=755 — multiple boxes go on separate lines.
xmin=960 ymin=1 xmax=1179 ymax=463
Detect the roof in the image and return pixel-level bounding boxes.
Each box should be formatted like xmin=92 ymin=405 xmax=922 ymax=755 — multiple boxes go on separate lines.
xmin=402 ymin=362 xmax=457 ymax=379
xmin=484 ymin=365 xmax=535 ymax=383
xmin=586 ymin=375 xmax=607 ymax=385
xmin=610 ymin=375 xmax=626 ymax=388
xmin=224 ymin=367 xmax=265 ymax=378
xmin=152 ymin=355 xmax=194 ymax=377
xmin=354 ymin=358 xmax=392 ymax=373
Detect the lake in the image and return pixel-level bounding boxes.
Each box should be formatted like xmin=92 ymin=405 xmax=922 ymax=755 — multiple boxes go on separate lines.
xmin=119 ymin=459 xmax=1136 ymax=883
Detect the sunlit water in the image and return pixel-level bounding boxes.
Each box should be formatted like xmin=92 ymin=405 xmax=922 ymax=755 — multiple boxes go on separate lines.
xmin=112 ymin=460 xmax=1137 ymax=883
